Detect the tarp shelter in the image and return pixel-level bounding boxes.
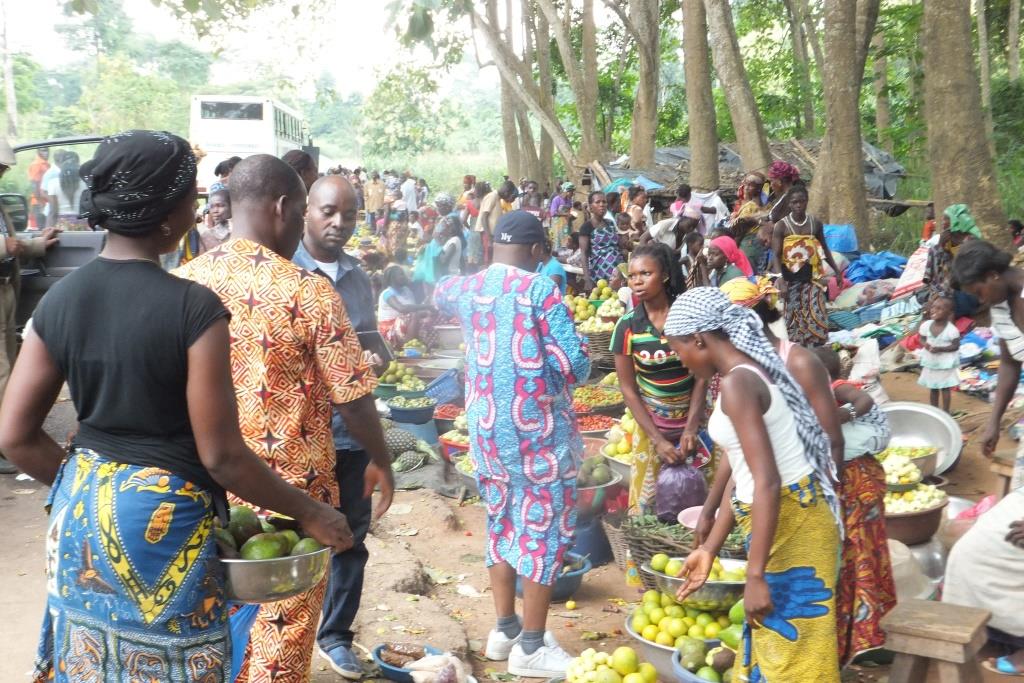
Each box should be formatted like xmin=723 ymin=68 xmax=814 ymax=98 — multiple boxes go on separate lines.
xmin=590 ymin=139 xmax=907 ymax=201
xmin=603 ymin=175 xmax=664 ymax=193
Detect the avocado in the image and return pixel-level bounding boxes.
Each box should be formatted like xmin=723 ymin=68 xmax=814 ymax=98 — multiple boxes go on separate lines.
xmin=260 ymin=518 xmax=275 ymax=533
xmin=290 ymin=537 xmax=325 ymax=556
xmin=728 ymin=599 xmax=745 ymax=625
xmin=718 ymin=623 xmax=743 ymax=650
xmin=228 ymin=506 xmax=262 ymax=547
xmin=239 ymin=532 xmax=288 ymax=560
xmin=277 ymin=530 xmax=300 ymax=553
xmin=213 ymin=527 xmax=239 ymax=558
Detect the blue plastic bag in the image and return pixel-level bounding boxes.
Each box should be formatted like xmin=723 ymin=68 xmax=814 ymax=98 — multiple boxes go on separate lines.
xmin=229 ymin=602 xmax=261 ymax=680
xmin=824 ymin=224 xmax=858 ymax=253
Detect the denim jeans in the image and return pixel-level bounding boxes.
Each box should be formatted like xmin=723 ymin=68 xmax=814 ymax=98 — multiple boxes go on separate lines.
xmin=317 ymin=449 xmax=372 ymax=650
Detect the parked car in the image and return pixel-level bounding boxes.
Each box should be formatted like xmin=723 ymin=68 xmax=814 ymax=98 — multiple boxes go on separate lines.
xmin=2 ymin=136 xmax=107 ymax=327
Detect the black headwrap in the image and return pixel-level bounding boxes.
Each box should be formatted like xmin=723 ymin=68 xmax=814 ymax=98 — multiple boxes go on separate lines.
xmin=79 ymin=130 xmax=197 ymax=234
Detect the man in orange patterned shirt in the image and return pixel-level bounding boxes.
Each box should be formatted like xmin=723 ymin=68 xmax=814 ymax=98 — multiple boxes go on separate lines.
xmin=176 ymin=154 xmax=391 ymax=683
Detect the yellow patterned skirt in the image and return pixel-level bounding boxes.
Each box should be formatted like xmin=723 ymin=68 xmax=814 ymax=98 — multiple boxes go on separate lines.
xmin=34 ymin=448 xmax=230 ymax=682
xmin=731 ymin=475 xmax=841 ymax=682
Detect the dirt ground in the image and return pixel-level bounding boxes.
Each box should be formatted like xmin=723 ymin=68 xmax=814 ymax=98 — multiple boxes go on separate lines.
xmin=1 ymin=372 xmax=1017 ymax=682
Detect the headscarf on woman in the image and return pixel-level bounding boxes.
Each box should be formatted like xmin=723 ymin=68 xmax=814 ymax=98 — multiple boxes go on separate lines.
xmin=664 ymin=287 xmax=842 ymax=529
xmin=767 ymin=160 xmax=801 ymax=184
xmin=944 ymin=203 xmax=982 ymax=239
xmin=720 ymin=276 xmax=778 ymax=309
xmin=710 ymin=235 xmax=754 ymax=277
xmin=79 ymin=130 xmax=197 ymax=234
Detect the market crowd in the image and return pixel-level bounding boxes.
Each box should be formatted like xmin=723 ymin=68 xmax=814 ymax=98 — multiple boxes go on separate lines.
xmin=0 ymin=129 xmax=1021 ymax=683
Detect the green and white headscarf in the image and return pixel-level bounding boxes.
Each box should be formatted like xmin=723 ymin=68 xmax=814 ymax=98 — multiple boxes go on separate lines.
xmin=945 ymin=204 xmax=982 ymax=239
xmin=664 ymin=287 xmax=842 ymax=531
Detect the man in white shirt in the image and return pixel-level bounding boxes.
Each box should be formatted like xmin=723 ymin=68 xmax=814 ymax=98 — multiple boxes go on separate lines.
xmin=401 ymin=171 xmax=418 ymax=212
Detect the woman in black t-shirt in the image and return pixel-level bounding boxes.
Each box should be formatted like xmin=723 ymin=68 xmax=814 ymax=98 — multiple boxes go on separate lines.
xmin=0 ymin=131 xmax=354 ymax=683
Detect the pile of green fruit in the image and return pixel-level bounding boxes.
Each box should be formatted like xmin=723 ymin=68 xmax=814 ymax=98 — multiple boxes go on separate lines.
xmin=214 ymin=506 xmax=324 ymax=560
xmin=402 ymin=339 xmax=428 ymax=355
xmin=577 ymin=455 xmax=614 ymax=487
xmin=630 ymin=590 xmax=744 ymax=682
xmin=378 ymin=361 xmax=425 ymax=392
xmin=389 ymin=395 xmax=435 ymax=409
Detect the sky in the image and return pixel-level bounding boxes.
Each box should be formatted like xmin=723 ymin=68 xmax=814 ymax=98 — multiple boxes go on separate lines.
xmin=4 ymin=0 xmax=498 ymax=97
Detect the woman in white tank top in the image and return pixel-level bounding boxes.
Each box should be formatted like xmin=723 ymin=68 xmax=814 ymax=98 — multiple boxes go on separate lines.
xmin=664 ymin=287 xmax=842 ymax=683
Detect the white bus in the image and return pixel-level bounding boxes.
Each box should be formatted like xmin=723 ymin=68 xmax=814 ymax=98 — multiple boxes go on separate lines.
xmin=189 ymin=95 xmax=307 ymax=191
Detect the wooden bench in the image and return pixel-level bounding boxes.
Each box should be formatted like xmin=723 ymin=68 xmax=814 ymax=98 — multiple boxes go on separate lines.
xmin=881 ymin=599 xmax=991 ymax=683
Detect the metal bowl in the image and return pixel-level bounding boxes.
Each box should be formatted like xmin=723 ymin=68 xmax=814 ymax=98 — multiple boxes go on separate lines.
xmin=221 ymin=547 xmax=330 ymax=603
xmin=640 ymin=558 xmax=746 ymax=611
xmin=623 ymin=616 xmax=722 ymax=680
xmin=576 ymin=471 xmax=624 ymax=521
xmin=881 ymin=402 xmax=962 ymax=475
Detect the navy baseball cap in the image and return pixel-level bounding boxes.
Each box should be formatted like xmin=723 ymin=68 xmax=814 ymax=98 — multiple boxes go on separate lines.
xmin=494 ymin=210 xmax=547 ymax=245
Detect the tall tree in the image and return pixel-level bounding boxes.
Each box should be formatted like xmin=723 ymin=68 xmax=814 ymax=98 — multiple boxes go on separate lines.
xmin=808 ymin=0 xmax=879 ymax=228
xmin=533 ymin=7 xmax=555 ymax=183
xmin=975 ymin=0 xmax=995 ymax=139
xmin=872 ymin=31 xmax=891 ymax=152
xmin=490 ymin=0 xmax=523 ymax=179
xmin=1010 ymin=0 xmax=1021 ymax=81
xmin=0 ymin=0 xmax=15 ymax=137
xmin=682 ymin=0 xmax=719 ymax=190
xmin=703 ymin=0 xmax=771 ymax=172
xmin=536 ymin=0 xmax=604 ymax=166
xmin=923 ymin=0 xmax=1006 ymax=242
xmin=821 ymin=0 xmax=870 ymax=240
xmin=604 ymin=0 xmax=660 ymax=168
xmin=783 ymin=0 xmax=815 ymax=134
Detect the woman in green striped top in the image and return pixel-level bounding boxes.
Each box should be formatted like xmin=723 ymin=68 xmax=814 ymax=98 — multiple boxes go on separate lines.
xmin=611 ymin=244 xmax=708 ymax=514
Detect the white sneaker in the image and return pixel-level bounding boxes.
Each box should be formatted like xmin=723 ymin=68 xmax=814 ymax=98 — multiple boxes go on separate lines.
xmin=485 ymin=628 xmax=522 ymax=661
xmin=507 ymin=632 xmax=573 ymax=678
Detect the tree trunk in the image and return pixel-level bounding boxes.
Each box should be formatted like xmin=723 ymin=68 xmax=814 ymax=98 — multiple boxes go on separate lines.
xmin=975 ymin=0 xmax=995 ymax=141
xmin=821 ymin=0 xmax=870 ymax=241
xmin=580 ymin=0 xmax=601 ymax=166
xmin=489 ymin=0 xmax=522 ymax=179
xmin=784 ymin=0 xmax=815 ymax=134
xmin=1010 ymin=0 xmax=1021 ymax=81
xmin=872 ymin=31 xmax=892 ymax=152
xmin=924 ymin=0 xmax=1007 ymax=243
xmin=536 ymin=0 xmax=603 ymax=170
xmin=703 ymin=0 xmax=772 ymax=172
xmin=0 ymin=0 xmax=16 ymax=138
xmin=628 ymin=0 xmax=660 ymax=168
xmin=808 ymin=0 xmax=879 ymax=225
xmin=535 ymin=7 xmax=555 ymax=184
xmin=470 ymin=4 xmax=579 ymax=169
xmin=683 ymin=0 xmax=719 ymax=191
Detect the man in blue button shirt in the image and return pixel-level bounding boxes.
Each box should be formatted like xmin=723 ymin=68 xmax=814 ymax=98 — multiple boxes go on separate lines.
xmin=294 ymin=175 xmax=395 ymax=679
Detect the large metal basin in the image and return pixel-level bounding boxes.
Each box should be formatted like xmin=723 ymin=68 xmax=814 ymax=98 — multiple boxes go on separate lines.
xmin=221 ymin=548 xmax=330 ymax=603
xmin=881 ymin=402 xmax=962 ymax=475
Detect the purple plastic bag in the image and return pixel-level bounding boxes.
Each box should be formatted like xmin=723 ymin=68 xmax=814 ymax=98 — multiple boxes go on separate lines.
xmin=655 ymin=463 xmax=708 ymax=523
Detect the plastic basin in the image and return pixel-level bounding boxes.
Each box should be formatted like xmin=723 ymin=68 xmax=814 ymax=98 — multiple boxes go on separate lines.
xmin=515 ymin=552 xmax=591 ymax=602
xmin=371 ymin=644 xmax=441 ymax=683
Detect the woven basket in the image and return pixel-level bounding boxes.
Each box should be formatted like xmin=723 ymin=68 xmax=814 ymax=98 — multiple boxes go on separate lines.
xmin=579 ymin=327 xmax=615 ymax=369
xmin=601 ymin=516 xmax=630 ymax=572
xmin=623 ymin=522 xmax=696 ymax=591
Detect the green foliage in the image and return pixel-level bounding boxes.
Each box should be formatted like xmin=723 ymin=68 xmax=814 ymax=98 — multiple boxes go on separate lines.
xmin=361 ymin=150 xmax=505 ymax=199
xmin=359 ymin=67 xmax=456 ymax=157
xmin=74 ymin=56 xmax=189 ymax=134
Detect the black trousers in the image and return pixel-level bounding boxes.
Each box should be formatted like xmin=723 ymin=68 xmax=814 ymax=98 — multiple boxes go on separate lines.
xmin=316 ymin=448 xmax=372 ymax=650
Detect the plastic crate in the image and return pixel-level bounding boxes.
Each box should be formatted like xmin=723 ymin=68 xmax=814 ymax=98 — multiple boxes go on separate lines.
xmin=425 ymin=368 xmax=462 ymax=405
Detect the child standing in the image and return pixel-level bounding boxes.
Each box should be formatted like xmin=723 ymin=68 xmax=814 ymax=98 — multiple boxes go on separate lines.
xmin=918 ymin=295 xmax=961 ymax=412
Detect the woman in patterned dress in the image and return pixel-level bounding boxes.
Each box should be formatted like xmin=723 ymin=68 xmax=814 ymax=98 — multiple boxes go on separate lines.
xmin=579 ymin=191 xmax=625 ymax=292
xmin=435 ymin=211 xmax=590 ymax=679
xmin=611 ymin=243 xmax=708 ymax=514
xmin=770 ymin=185 xmax=841 ymax=346
xmin=811 ymin=346 xmax=895 ymax=667
xmin=667 ymin=287 xmax=842 ymax=683
xmin=0 ymin=131 xmax=353 ymax=683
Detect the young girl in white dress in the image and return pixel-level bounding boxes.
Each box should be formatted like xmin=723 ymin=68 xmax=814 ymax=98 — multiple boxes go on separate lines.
xmin=918 ymin=295 xmax=961 ymax=412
